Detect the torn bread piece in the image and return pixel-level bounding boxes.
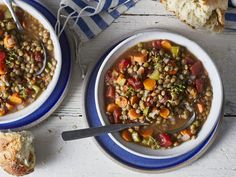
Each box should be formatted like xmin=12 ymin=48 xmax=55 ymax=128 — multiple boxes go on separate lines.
xmin=0 ymin=131 xmax=35 ymax=176
xmin=160 ymin=0 xmax=228 ymax=32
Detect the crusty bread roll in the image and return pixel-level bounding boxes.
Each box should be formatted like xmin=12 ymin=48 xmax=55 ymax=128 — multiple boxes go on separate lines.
xmin=160 ymin=0 xmax=228 ymax=32
xmin=0 ymin=131 xmax=35 ymax=176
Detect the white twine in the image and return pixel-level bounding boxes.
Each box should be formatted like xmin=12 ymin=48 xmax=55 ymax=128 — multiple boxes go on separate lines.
xmin=55 ymin=0 xmax=107 ymax=38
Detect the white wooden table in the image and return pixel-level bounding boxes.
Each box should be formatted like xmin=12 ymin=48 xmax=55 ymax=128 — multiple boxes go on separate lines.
xmin=2 ymin=0 xmax=236 ymax=176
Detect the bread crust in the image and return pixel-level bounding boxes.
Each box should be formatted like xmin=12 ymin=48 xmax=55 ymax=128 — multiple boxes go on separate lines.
xmin=202 ymin=0 xmax=228 ymax=9
xmin=160 ymin=0 xmax=228 ymax=32
xmin=0 ymin=131 xmax=35 ymax=176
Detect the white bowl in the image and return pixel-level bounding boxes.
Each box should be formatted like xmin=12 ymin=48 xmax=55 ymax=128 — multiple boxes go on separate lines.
xmin=0 ymin=0 xmax=61 ymax=124
xmin=95 ymin=31 xmax=223 ymax=159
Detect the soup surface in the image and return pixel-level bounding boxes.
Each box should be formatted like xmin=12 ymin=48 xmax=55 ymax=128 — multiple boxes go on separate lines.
xmin=104 ymin=40 xmax=213 ymax=149
xmin=0 ymin=5 xmax=56 ymax=116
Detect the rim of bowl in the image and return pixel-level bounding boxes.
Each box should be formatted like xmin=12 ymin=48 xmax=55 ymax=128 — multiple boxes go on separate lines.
xmin=0 ymin=0 xmax=62 ymax=123
xmin=95 ymin=31 xmax=223 ymax=159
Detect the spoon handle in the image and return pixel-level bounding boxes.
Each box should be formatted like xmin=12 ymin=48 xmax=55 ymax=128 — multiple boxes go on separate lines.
xmin=62 ymin=123 xmax=146 ymax=141
xmin=3 ymin=0 xmax=24 ymax=32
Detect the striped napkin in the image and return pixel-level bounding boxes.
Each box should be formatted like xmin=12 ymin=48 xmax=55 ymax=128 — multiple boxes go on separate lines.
xmin=226 ymin=0 xmax=236 ymax=30
xmin=55 ymin=0 xmax=138 ymax=41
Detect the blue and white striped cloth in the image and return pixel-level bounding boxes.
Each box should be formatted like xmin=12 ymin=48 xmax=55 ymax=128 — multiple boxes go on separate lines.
xmin=55 ymin=0 xmax=236 ymax=41
xmin=55 ymin=0 xmax=138 ymax=40
xmin=226 ymin=1 xmax=236 ymax=30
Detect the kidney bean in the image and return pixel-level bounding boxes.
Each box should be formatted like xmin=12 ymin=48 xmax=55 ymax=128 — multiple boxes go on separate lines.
xmin=157 ymin=133 xmax=172 ymax=147
xmin=145 ymin=96 xmax=155 ymax=107
xmin=118 ymin=59 xmax=130 ymax=73
xmin=195 ymin=78 xmax=204 ymax=92
xmin=152 ymin=40 xmax=162 ymax=49
xmin=127 ymin=77 xmax=143 ymax=89
xmin=34 ymin=51 xmax=43 ymax=62
xmin=113 ymin=108 xmax=121 ymax=124
xmin=105 ymin=70 xmax=113 ymax=83
xmin=0 ymin=51 xmax=6 ymax=62
xmin=190 ymin=61 xmax=203 ymax=76
xmin=160 ymin=94 xmax=170 ymax=104
xmin=108 ymin=115 xmax=114 ymax=124
xmin=106 ymin=86 xmax=115 ymax=99
xmin=185 ymin=56 xmax=195 ymax=65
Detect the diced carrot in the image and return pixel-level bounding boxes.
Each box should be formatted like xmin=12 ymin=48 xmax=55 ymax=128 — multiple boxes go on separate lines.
xmin=115 ymin=96 xmax=128 ymax=108
xmin=128 ymin=109 xmax=140 ymax=120
xmin=0 ymin=86 xmax=5 ymax=91
xmin=197 ymin=103 xmax=204 ymax=113
xmin=121 ymin=129 xmax=132 ymax=142
xmin=116 ymin=74 xmax=124 ymax=81
xmin=161 ymin=40 xmax=172 ymax=50
xmin=132 ymin=52 xmax=147 ymax=64
xmin=106 ymin=103 xmax=119 ymax=113
xmin=0 ymin=109 xmax=5 ymax=116
xmin=4 ymin=35 xmax=16 ymax=49
xmin=180 ymin=129 xmax=192 ymax=136
xmin=6 ymin=103 xmax=14 ymax=111
xmin=168 ymin=70 xmax=177 ymax=75
xmin=130 ymin=96 xmax=139 ymax=105
xmin=143 ymin=78 xmax=156 ymax=91
xmin=0 ymin=66 xmax=6 ymax=75
xmin=9 ymin=93 xmax=23 ymax=105
xmin=160 ymin=108 xmax=170 ymax=118
xmin=31 ymin=79 xmax=36 ymax=85
xmin=139 ymin=127 xmax=154 ymax=138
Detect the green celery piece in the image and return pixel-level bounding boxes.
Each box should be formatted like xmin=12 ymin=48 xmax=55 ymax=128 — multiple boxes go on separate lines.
xmin=132 ymin=131 xmax=141 ymax=142
xmin=149 ymin=70 xmax=160 ymax=80
xmin=171 ymin=46 xmax=180 ymax=58
xmin=32 ymin=85 xmax=41 ymax=94
xmin=4 ymin=10 xmax=12 ymax=19
xmin=143 ymin=107 xmax=149 ymax=116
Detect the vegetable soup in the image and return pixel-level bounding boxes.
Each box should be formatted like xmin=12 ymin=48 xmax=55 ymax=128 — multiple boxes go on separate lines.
xmin=104 ymin=39 xmax=213 ymax=149
xmin=0 ymin=5 xmax=56 ymax=116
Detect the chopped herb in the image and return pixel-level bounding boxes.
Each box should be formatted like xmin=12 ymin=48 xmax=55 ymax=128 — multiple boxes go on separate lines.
xmin=125 ymin=86 xmax=135 ymax=96
xmin=170 ymin=83 xmax=186 ymax=94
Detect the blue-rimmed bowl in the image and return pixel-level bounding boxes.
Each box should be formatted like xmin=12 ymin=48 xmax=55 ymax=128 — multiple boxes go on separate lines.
xmin=95 ymin=31 xmax=223 ymax=159
xmin=0 ymin=0 xmax=62 ymax=124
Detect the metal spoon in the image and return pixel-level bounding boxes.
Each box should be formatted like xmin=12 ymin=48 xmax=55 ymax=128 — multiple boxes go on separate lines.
xmin=62 ymin=112 xmax=196 ymax=141
xmin=3 ymin=0 xmax=47 ymax=75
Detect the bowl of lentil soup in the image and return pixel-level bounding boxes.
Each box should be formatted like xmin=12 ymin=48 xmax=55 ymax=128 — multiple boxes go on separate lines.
xmin=0 ymin=1 xmax=61 ymax=123
xmin=95 ymin=31 xmax=223 ymax=158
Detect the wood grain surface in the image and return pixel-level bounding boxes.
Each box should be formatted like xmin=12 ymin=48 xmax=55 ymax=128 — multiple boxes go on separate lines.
xmin=1 ymin=0 xmax=236 ymax=177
